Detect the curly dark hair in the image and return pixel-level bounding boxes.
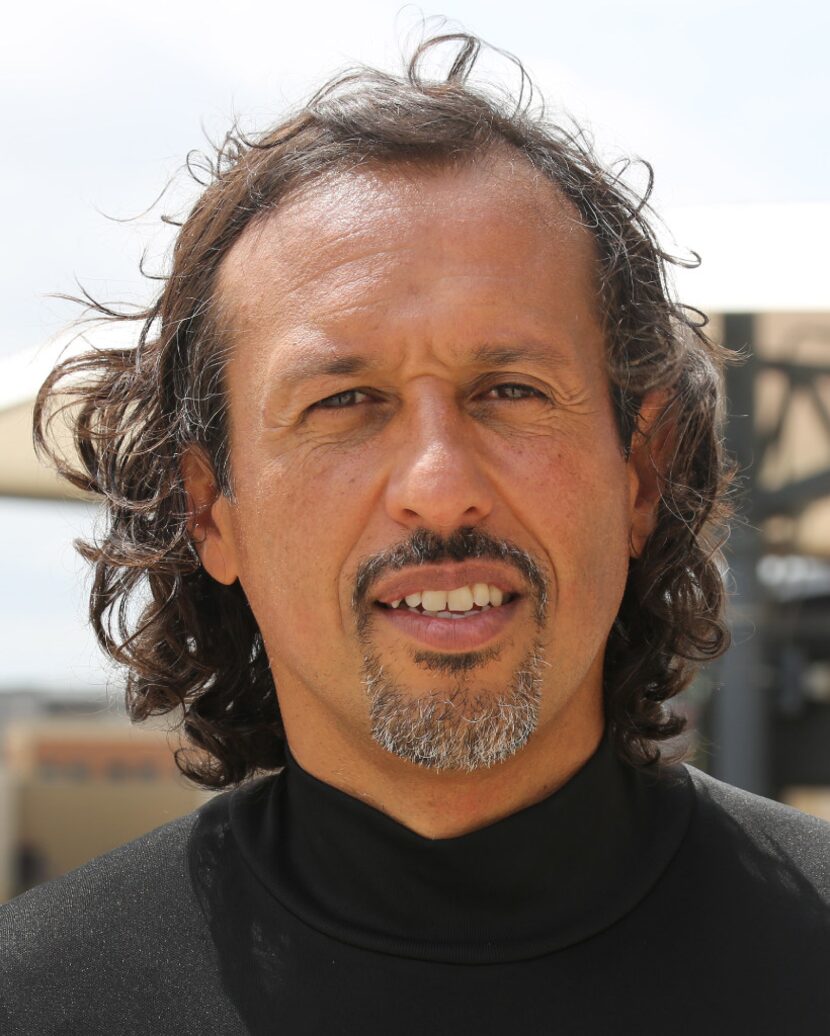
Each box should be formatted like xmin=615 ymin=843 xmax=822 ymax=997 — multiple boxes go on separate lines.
xmin=34 ymin=32 xmax=732 ymax=787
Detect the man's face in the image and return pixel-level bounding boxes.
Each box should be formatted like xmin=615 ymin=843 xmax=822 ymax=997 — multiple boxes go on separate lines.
xmin=209 ymin=157 xmax=649 ymax=773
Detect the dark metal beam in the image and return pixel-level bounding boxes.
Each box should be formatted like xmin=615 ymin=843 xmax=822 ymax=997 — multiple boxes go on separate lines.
xmin=760 ymin=360 xmax=830 ymax=380
xmin=756 ymin=469 xmax=830 ymax=519
xmin=709 ymin=313 xmax=770 ymax=795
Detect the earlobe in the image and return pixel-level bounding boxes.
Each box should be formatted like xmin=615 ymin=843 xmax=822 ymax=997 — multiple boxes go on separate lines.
xmin=626 ymin=391 xmax=673 ymax=559
xmin=181 ymin=447 xmax=240 ymax=586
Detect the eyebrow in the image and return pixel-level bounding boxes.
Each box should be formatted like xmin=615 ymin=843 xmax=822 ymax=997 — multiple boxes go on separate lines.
xmin=275 ymin=341 xmax=569 ymax=390
xmin=278 ymin=353 xmax=377 ymax=388
xmin=469 ymin=343 xmax=568 ymax=371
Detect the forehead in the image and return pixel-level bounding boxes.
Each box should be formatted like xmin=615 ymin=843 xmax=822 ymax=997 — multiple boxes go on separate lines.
xmin=215 ymin=154 xmax=602 ymax=381
xmin=220 ymin=152 xmax=595 ymax=297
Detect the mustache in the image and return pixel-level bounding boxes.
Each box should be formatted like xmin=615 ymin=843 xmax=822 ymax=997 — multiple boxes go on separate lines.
xmin=352 ymin=527 xmax=549 ymax=626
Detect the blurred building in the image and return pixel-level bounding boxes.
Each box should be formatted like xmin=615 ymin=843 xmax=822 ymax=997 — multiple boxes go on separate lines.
xmin=761 ymin=556 xmax=830 ymax=819
xmin=699 ymin=309 xmax=830 ymax=806
xmin=0 ymin=692 xmax=211 ymax=902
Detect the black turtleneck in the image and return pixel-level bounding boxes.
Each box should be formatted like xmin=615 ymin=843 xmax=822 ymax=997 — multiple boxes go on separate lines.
xmin=2 ymin=734 xmax=829 ymax=1035
xmin=233 ymin=737 xmax=690 ymax=964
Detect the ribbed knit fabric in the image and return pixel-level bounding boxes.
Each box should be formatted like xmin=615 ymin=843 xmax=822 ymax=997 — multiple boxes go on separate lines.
xmin=2 ymin=736 xmax=829 ymax=1035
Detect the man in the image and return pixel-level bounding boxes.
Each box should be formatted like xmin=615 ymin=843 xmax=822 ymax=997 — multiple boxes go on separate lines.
xmin=2 ymin=32 xmax=828 ymax=1035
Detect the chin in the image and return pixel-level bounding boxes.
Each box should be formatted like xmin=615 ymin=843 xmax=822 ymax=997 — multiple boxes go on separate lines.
xmin=362 ymin=643 xmax=545 ymax=772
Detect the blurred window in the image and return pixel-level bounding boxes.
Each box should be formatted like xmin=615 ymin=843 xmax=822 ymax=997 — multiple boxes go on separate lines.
xmin=67 ymin=761 xmax=89 ymax=780
xmin=106 ymin=761 xmax=130 ymax=781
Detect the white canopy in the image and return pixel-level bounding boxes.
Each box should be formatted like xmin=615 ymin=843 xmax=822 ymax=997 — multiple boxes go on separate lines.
xmin=0 ymin=322 xmax=137 ymax=500
xmin=664 ymin=203 xmax=830 ymax=314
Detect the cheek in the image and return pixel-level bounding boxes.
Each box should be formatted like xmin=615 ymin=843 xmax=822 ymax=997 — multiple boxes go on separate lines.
xmin=557 ymin=489 xmax=631 ymax=641
xmin=230 ymin=448 xmax=379 ymax=643
xmin=500 ymin=438 xmax=632 ymax=609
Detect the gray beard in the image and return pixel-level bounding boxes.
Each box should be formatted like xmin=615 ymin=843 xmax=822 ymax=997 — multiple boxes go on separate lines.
xmin=361 ymin=644 xmax=545 ymax=772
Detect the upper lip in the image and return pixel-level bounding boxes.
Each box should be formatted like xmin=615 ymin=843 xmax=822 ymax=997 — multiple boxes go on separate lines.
xmin=371 ymin=562 xmax=525 ymax=605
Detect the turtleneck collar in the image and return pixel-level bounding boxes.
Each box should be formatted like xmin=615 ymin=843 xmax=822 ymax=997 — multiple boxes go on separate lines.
xmin=229 ymin=735 xmax=692 ymax=964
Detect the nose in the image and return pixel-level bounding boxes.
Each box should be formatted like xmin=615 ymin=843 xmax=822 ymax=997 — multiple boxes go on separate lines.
xmin=384 ymin=389 xmax=494 ymax=532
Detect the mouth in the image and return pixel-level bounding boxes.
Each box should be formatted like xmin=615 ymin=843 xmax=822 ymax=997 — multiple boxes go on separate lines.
xmin=370 ymin=569 xmax=524 ymax=651
xmin=380 ymin=582 xmax=517 ymax=613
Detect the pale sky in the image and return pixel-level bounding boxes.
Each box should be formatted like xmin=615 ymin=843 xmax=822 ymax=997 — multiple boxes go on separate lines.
xmin=1 ymin=0 xmax=828 ymax=690
xmin=3 ymin=0 xmax=829 ymax=357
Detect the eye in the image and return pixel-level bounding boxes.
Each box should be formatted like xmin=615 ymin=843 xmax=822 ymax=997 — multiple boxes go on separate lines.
xmin=483 ymin=382 xmax=548 ymax=402
xmin=312 ymin=388 xmax=371 ymax=410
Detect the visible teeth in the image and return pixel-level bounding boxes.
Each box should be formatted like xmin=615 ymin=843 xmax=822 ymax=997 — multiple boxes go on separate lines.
xmin=421 ymin=589 xmax=448 ymax=612
xmin=447 ymin=586 xmax=474 ymax=612
xmin=388 ymin=584 xmax=510 ymax=611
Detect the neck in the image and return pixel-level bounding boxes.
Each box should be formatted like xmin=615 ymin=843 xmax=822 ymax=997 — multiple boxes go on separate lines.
xmin=283 ymin=694 xmax=604 ymax=839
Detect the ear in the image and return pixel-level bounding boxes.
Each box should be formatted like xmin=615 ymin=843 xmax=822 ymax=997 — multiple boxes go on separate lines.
xmin=181 ymin=447 xmax=240 ymax=586
xmin=625 ymin=390 xmax=673 ymax=559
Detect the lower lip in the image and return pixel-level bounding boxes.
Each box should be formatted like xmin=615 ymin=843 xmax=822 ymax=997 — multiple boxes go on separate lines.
xmin=374 ymin=599 xmax=520 ymax=651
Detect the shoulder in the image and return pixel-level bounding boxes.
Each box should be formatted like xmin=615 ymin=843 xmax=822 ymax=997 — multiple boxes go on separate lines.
xmin=687 ymin=765 xmax=830 ymax=876
xmin=683 ymin=763 xmax=830 ymax=903
xmin=0 ymin=795 xmax=245 ymax=1036
xmin=1 ymin=808 xmax=198 ymax=952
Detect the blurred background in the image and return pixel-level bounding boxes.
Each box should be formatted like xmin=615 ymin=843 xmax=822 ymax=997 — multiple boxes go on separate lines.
xmin=1 ymin=0 xmax=829 ymax=901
